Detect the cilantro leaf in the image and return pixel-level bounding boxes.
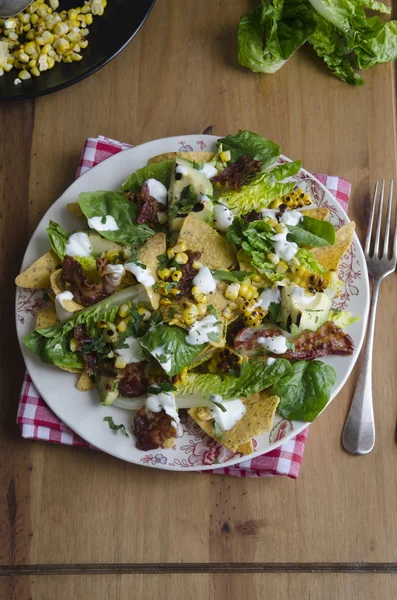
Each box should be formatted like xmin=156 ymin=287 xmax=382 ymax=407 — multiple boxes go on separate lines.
xmin=212 ymin=270 xmax=253 ymax=283
xmin=213 ymin=420 xmax=226 ymax=441
xmin=103 ymin=416 xmax=129 ymax=437
xmin=147 ymin=382 xmax=177 ymax=394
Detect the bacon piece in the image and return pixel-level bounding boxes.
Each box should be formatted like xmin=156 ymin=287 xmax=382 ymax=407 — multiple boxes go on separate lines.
xmin=211 ymin=155 xmax=262 ymax=191
xmin=284 ymin=321 xmax=354 ymax=360
xmin=73 ymin=324 xmax=97 ymax=376
xmin=118 ymin=362 xmax=148 ymax=398
xmin=234 ymin=326 xmax=282 ymax=351
xmin=137 ymin=181 xmax=165 ymax=228
xmin=244 ymin=210 xmax=262 ymax=223
xmin=62 ymin=256 xmax=122 ymax=306
xmin=133 ymin=408 xmax=176 ymax=451
xmin=179 ymin=250 xmax=201 ymax=297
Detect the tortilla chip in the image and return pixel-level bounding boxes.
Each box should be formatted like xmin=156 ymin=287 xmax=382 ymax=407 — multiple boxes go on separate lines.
xmin=136 ymin=232 xmax=166 ymax=309
xmin=77 ymin=371 xmax=95 ymax=391
xmin=301 ymin=207 xmax=329 ymax=221
xmin=188 ymin=392 xmax=280 ymax=453
xmin=35 ymin=303 xmax=59 ymax=329
xmin=148 ymin=151 xmax=215 ymax=164
xmin=50 ymin=269 xmax=84 ymax=313
xmin=237 ymin=440 xmax=254 ymax=455
xmin=162 ymin=437 xmax=175 ymax=449
xmin=179 ymin=214 xmax=236 ymax=270
xmin=15 ymin=251 xmax=60 ymax=289
xmin=312 ymin=221 xmax=355 ymax=271
xmin=67 ymin=202 xmax=85 ymax=220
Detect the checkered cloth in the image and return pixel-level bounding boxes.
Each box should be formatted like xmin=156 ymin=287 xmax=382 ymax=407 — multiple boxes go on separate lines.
xmin=17 ymin=136 xmax=351 ymax=478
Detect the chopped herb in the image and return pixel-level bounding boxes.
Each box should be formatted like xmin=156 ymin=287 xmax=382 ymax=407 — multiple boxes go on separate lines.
xmin=101 ymin=216 xmax=107 ymax=225
xmin=212 ymin=269 xmax=253 ymax=283
xmin=157 ymin=253 xmax=169 ymax=270
xmin=210 ymin=396 xmax=227 ymax=412
xmin=207 ymin=304 xmax=218 ymax=317
xmin=169 ymin=185 xmax=198 ymax=217
xmin=207 ymin=331 xmax=221 ymax=342
xmin=267 ymin=301 xmax=281 ymax=325
xmin=213 ymin=420 xmax=226 ymax=441
xmin=156 ymin=353 xmax=168 ymax=364
xmin=103 ymin=416 xmax=129 ymax=437
xmin=147 ymin=382 xmax=177 ymax=394
xmin=134 ymin=260 xmax=146 ymax=270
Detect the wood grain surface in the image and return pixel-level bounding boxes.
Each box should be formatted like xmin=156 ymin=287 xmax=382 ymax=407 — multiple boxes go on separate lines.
xmin=1 ymin=0 xmax=397 ymax=597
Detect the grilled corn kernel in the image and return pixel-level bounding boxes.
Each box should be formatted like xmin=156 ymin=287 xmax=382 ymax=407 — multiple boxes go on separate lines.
xmin=222 ymin=306 xmax=233 ymax=320
xmin=194 ymin=292 xmax=207 ymax=304
xmin=69 ymin=337 xmax=78 ymax=352
xmin=49 ymin=0 xmax=59 ymax=9
xmin=157 ymin=212 xmax=168 ymax=225
xmin=158 ymin=268 xmax=171 ymax=280
xmin=30 ymin=14 xmax=39 ymax=24
xmin=4 ymin=18 xmax=17 ymax=29
xmin=19 ymin=13 xmax=31 ymax=23
xmin=267 ymin=252 xmax=280 ymax=265
xmin=239 ymin=283 xmax=256 ymax=300
xmin=219 ymin=150 xmax=231 ymax=162
xmin=197 ymin=303 xmax=207 ymax=316
xmin=171 ymin=270 xmax=182 ymax=282
xmin=117 ymin=320 xmax=127 ymax=333
xmin=18 ymin=52 xmax=29 ymax=62
xmin=78 ymin=39 xmax=88 ymax=49
xmin=71 ymin=51 xmax=82 ymax=61
xmin=251 ymin=273 xmax=261 ymax=282
xmin=167 ymin=248 xmax=175 ymax=259
xmin=53 ymin=37 xmax=70 ymax=53
xmin=175 ymin=252 xmax=188 ymax=265
xmin=137 ymin=307 xmax=152 ymax=321
xmin=294 ymin=276 xmax=301 ymax=286
xmin=192 ymin=286 xmax=201 ymax=296
xmin=42 ymin=30 xmax=54 ymax=44
xmin=170 ymin=288 xmax=181 ymax=297
xmin=47 ymin=55 xmax=54 ymax=68
xmin=156 ymin=281 xmax=168 ymax=296
xmin=197 ymin=407 xmax=212 ymax=420
xmin=106 ymin=350 xmax=114 ymax=359
xmin=192 ymin=260 xmax=202 ymax=270
xmin=265 ymin=217 xmax=278 ymax=228
xmin=104 ymin=325 xmax=118 ymax=343
xmin=276 ymin=261 xmax=288 ymax=274
xmin=160 ymin=298 xmax=172 ymax=306
xmin=118 ymin=303 xmax=130 ymax=318
xmin=18 ymin=68 xmax=30 ymax=79
xmin=30 ymin=65 xmax=40 ymax=76
xmin=225 ymin=283 xmax=240 ymax=300
xmin=105 ymin=250 xmax=119 ymax=263
xmin=274 ymin=223 xmax=287 ymax=235
xmin=173 ymin=241 xmax=187 ymax=253
xmin=114 ymin=356 xmax=127 ymax=370
xmin=98 ymin=319 xmax=107 ymax=328
xmin=53 ymin=21 xmax=69 ymax=35
xmin=68 ymin=8 xmax=78 ymax=19
xmin=183 ymin=304 xmax=198 ymax=325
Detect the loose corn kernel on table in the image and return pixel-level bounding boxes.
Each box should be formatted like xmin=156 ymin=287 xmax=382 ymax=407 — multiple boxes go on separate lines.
xmin=1 ymin=1 xmax=397 ymax=598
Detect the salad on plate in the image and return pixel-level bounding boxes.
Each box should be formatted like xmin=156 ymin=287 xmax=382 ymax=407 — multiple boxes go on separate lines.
xmin=16 ymin=130 xmax=358 ymax=455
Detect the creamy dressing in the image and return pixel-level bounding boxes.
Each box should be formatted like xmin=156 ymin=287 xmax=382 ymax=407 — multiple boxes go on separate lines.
xmin=271 ymin=228 xmax=298 ymax=261
xmin=124 ymin=261 xmax=155 ymax=287
xmin=146 ymin=178 xmax=168 ymax=205
xmin=198 ymin=193 xmax=211 ymax=203
xmin=291 ymin=285 xmax=316 ymax=305
xmin=175 ymin=164 xmax=190 ymax=176
xmin=101 ymin=263 xmax=125 ymax=283
xmin=266 ymin=357 xmax=277 ymax=366
xmin=115 ymin=336 xmax=145 ymax=363
xmin=262 ymin=208 xmax=303 ymax=226
xmin=209 ymin=395 xmax=246 ymax=431
xmin=214 ymin=204 xmax=234 ymax=231
xmin=257 ymin=335 xmax=289 ymax=354
xmin=151 ymin=345 xmax=172 ymax=373
xmin=65 ymin=232 xmax=92 ymax=257
xmin=186 ymin=314 xmax=221 ymax=346
xmin=192 ymin=266 xmax=216 ymax=294
xmin=257 ymin=287 xmax=280 ymax=311
xmin=87 ymin=215 xmax=119 ymax=231
xmin=55 ymin=291 xmax=74 ymax=322
xmin=145 ymin=391 xmax=181 ymax=434
xmin=200 ymin=162 xmax=218 ymax=179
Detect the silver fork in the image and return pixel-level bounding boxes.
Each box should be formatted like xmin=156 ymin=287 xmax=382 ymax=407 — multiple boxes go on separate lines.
xmin=342 ymin=180 xmax=397 ymax=455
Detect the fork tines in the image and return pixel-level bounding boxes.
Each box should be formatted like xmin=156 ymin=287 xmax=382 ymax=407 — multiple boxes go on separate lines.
xmin=365 ymin=180 xmax=397 ymax=263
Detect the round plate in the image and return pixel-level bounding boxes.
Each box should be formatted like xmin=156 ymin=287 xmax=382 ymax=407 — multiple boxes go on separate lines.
xmin=16 ymin=135 xmax=370 ymax=470
xmin=0 ymin=0 xmax=155 ymax=101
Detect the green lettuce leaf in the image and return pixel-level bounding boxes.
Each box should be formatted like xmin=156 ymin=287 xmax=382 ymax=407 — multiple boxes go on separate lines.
xmin=273 ymin=359 xmax=336 ymax=421
xmin=46 ymin=220 xmax=70 ymax=259
xmin=216 ymin=130 xmax=280 ymax=166
xmin=212 ymin=269 xmax=253 ymax=283
xmin=329 ymin=309 xmax=359 ymax=328
xmin=287 ymin=215 xmax=336 ymax=247
xmin=295 ymin=248 xmax=329 ymax=274
xmin=119 ymin=160 xmax=174 ymax=193
xmin=78 ymin=191 xmax=155 ymax=247
xmin=139 ymin=324 xmax=204 ymax=377
xmin=237 ymin=0 xmax=316 ymax=74
xmin=177 ymin=359 xmax=292 ymax=400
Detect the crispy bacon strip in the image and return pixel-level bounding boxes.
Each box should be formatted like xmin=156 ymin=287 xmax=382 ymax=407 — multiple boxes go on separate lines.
xmin=118 ymin=362 xmax=148 ymax=398
xmin=133 ymin=408 xmax=176 ymax=451
xmin=73 ymin=324 xmax=97 ymax=376
xmin=137 ymin=181 xmax=165 ymax=228
xmin=179 ymin=251 xmax=201 ymax=297
xmin=62 ymin=256 xmax=122 ymax=306
xmin=211 ymin=155 xmax=262 ymax=191
xmin=234 ymin=321 xmax=354 ymax=360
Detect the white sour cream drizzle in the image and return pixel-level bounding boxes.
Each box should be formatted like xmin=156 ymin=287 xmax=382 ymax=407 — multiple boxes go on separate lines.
xmin=209 ymin=395 xmax=246 ymax=431
xmin=257 ymin=335 xmax=289 ymax=354
xmin=271 ymin=228 xmax=298 ymax=262
xmin=146 ymin=391 xmax=181 ymax=434
xmin=65 ymin=232 xmax=92 ymax=257
xmin=101 ymin=263 xmax=125 ymax=283
xmin=192 ymin=266 xmax=216 ymax=294
xmin=257 ymin=287 xmax=281 ymax=311
xmin=146 ymin=178 xmax=168 ymax=205
xmin=200 ymin=162 xmax=218 ymax=179
xmin=175 ymin=165 xmax=190 ymax=176
xmin=151 ymin=345 xmax=172 ymax=373
xmin=262 ymin=208 xmax=303 ymax=227
xmin=266 ymin=357 xmax=277 ymax=366
xmin=115 ymin=336 xmax=145 ymax=363
xmin=55 ymin=291 xmax=74 ymax=322
xmin=186 ymin=314 xmax=221 ymax=346
xmin=214 ymin=204 xmax=234 ymax=232
xmin=87 ymin=215 xmax=119 ymax=231
xmin=124 ymin=261 xmax=155 ymax=287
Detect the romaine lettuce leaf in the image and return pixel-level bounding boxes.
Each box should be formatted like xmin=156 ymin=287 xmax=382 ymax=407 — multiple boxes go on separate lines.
xmin=273 ymin=359 xmax=336 ymax=421
xmin=177 ymin=359 xmax=292 ymax=399
xmin=329 ymin=309 xmax=359 ymax=328
xmin=139 ymin=324 xmax=205 ymax=377
xmin=216 ymin=130 xmax=280 ymax=166
xmin=287 ymin=216 xmax=336 ymax=247
xmin=237 ymin=1 xmax=316 ymax=74
xmin=119 ymin=160 xmax=174 ymax=193
xmin=78 ymin=191 xmax=155 ymax=247
xmin=295 ymin=248 xmax=329 ymax=274
xmin=47 ymin=220 xmax=69 ymax=259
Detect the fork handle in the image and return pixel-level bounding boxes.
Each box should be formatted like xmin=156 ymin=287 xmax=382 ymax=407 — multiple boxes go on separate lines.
xmin=342 ymin=279 xmax=381 ymax=455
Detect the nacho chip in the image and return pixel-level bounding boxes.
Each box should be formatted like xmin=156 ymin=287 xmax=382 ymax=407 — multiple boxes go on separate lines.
xmin=77 ymin=371 xmax=95 ymax=391
xmin=312 ymin=221 xmax=355 ymax=271
xmin=237 ymin=440 xmax=254 ymax=455
xmin=148 ymin=151 xmax=215 ymax=165
xmin=136 ymin=232 xmax=166 ymax=309
xmin=67 ymin=202 xmax=85 ymax=221
xmin=15 ymin=251 xmax=60 ymax=289
xmin=188 ymin=392 xmax=280 ymax=453
xmin=50 ymin=269 xmax=84 ymax=313
xmin=35 ymin=303 xmax=59 ymax=329
xmin=179 ymin=214 xmax=236 ymax=270
xmin=301 ymin=207 xmax=329 ymax=221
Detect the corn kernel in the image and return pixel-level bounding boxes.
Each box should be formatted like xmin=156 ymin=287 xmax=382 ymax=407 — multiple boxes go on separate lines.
xmin=20 ymin=13 xmax=31 ymax=24
xmin=219 ymin=150 xmax=231 ymax=162
xmin=173 ymin=241 xmax=187 ymax=253
xmin=160 ymin=298 xmax=172 ymax=306
xmin=54 ymin=37 xmax=70 ymax=53
xmin=19 ymin=51 xmax=29 ymax=62
xmin=175 ymin=252 xmax=188 ymax=265
xmin=192 ymin=260 xmax=202 ymax=270
xmin=8 ymin=32 xmax=18 ymax=41
xmin=4 ymin=18 xmax=17 ymax=29
xmin=117 ymin=320 xmax=127 ymax=333
xmin=84 ymin=13 xmax=93 ymax=25
xmin=30 ymin=65 xmax=40 ymax=76
xmin=54 ymin=21 xmax=69 ymax=35
xmin=18 ymin=68 xmax=31 ymax=79
xmin=42 ymin=30 xmax=54 ymax=43
xmin=47 ymin=55 xmax=54 ymax=68
xmin=267 ymin=252 xmax=280 ymax=265
xmin=114 ymin=356 xmax=127 ymax=370
xmin=274 ymin=223 xmax=287 ymax=235
xmin=49 ymin=0 xmax=59 ymax=9
xmin=158 ymin=268 xmax=171 ymax=280
xmin=225 ymin=283 xmax=240 ymax=301
xmin=183 ymin=305 xmax=198 ymax=325
xmin=169 ymin=288 xmax=180 ymax=297
xmin=137 ymin=307 xmax=152 ymax=321
xmin=171 ymin=270 xmax=182 ymax=282
xmin=276 ymin=262 xmax=288 ymax=274
xmin=167 ymin=248 xmax=175 ymax=259
xmin=30 ymin=13 xmax=39 ymax=24
xmin=118 ymin=303 xmax=130 ymax=318
xmin=98 ymin=319 xmax=107 ymax=328
xmin=23 ymin=24 xmax=31 ymax=31
xmin=104 ymin=325 xmax=118 ymax=343
xmin=197 ymin=303 xmax=207 ymax=316
xmin=192 ymin=286 xmax=201 ymax=296
xmin=194 ymin=292 xmax=207 ymax=304
xmin=69 ymin=337 xmax=78 ymax=352
xmin=68 ymin=8 xmax=78 ymax=19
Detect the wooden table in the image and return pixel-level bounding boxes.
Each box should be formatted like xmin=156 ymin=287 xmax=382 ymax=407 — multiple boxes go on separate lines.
xmin=1 ymin=1 xmax=397 ymax=598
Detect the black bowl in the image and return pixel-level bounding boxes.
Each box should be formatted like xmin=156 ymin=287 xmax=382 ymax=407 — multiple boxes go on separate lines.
xmin=0 ymin=0 xmax=155 ymax=101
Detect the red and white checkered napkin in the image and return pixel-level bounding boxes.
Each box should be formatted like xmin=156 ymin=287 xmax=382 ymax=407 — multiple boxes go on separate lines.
xmin=17 ymin=136 xmax=351 ymax=478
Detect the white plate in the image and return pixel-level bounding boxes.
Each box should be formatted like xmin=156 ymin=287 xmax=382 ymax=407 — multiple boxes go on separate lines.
xmin=16 ymin=135 xmax=370 ymax=471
